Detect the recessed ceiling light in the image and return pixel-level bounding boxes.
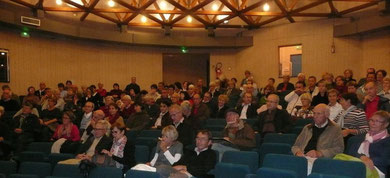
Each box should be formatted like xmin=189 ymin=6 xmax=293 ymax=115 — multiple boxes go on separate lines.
xmin=160 ymin=1 xmax=167 ymax=10
xmin=186 ymin=16 xmax=192 ymax=23
xmin=263 ymin=3 xmax=270 ymax=12
xmin=107 ymin=0 xmax=115 ymax=7
xmin=212 ymin=4 xmax=218 ymax=11
xmin=56 ymin=0 xmax=63 ymax=5
xmin=141 ymin=16 xmax=147 ymax=23
xmin=223 ymin=20 xmax=229 ymax=24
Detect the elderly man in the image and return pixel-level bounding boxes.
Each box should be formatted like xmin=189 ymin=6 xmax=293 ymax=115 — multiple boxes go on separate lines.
xmin=125 ymin=77 xmax=140 ymax=95
xmin=292 ymin=104 xmax=344 ymax=158
xmin=254 ymin=94 xmax=291 ymax=137
xmin=168 ymin=129 xmax=217 ymax=178
xmin=277 ymin=75 xmax=295 ymax=93
xmin=237 ymin=92 xmax=258 ymax=119
xmin=35 ymin=82 xmax=47 ymax=98
xmin=191 ymin=94 xmax=210 ymax=130
xmin=80 ymin=109 xmax=109 ymax=142
xmin=357 ymin=72 xmax=376 ymax=100
xmin=359 ymin=82 xmax=390 ymax=119
xmin=285 ymin=81 xmax=306 ymax=113
xmin=76 ymin=120 xmax=112 ymax=160
xmin=170 ymin=104 xmax=193 ymax=147
xmin=0 ymin=88 xmax=20 ymax=112
xmin=76 ymin=102 xmax=95 ymax=135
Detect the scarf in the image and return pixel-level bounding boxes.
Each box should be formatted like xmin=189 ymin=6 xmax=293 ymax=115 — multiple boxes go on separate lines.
xmin=110 ymin=136 xmax=127 ymax=169
xmin=334 ymin=105 xmax=356 ymax=128
xmin=358 ymin=130 xmax=388 ymax=157
xmin=108 ymin=113 xmax=120 ymax=124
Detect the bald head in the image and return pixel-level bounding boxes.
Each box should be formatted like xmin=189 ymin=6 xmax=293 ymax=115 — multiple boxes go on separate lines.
xmin=93 ymin=110 xmax=105 ymax=121
xmin=364 ymin=81 xmax=377 ymax=97
xmin=313 ymin=104 xmax=330 ymax=125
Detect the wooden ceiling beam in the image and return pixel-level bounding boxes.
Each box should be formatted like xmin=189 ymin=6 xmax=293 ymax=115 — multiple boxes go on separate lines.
xmin=35 ymin=0 xmax=44 ymax=9
xmin=239 ymin=0 xmax=247 ymax=10
xmin=123 ymin=0 xmax=157 ymax=24
xmin=9 ymin=0 xmax=35 ymax=9
xmin=114 ymin=0 xmax=138 ymax=11
xmin=289 ymin=0 xmax=299 ymax=11
xmin=80 ymin=0 xmax=100 ymax=21
xmin=168 ymin=0 xmax=213 ymax=25
xmin=153 ymin=2 xmax=166 ymax=22
xmin=339 ymin=1 xmax=379 ymax=15
xmin=328 ymin=0 xmax=340 ymax=17
xmin=274 ymin=0 xmax=295 ymax=22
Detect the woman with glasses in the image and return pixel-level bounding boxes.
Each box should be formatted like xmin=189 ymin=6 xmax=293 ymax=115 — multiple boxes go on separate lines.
xmin=101 ymin=125 xmax=135 ymax=173
xmin=346 ymin=111 xmax=390 ymax=178
xmin=51 ymin=111 xmax=80 ymax=153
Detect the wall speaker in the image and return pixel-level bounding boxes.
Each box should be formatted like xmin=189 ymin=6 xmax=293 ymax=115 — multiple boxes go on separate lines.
xmin=0 ymin=49 xmax=10 ymax=83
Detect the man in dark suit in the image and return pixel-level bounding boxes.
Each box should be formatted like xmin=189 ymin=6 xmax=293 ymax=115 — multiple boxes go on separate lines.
xmin=254 ymin=94 xmax=292 ymax=137
xmin=170 ymin=104 xmax=193 ymax=147
xmin=76 ymin=120 xmax=112 ymax=160
xmin=34 ymin=82 xmax=47 ymax=99
xmin=191 ymin=94 xmax=210 ymax=131
xmin=125 ymin=77 xmax=140 ymax=95
xmin=236 ymin=92 xmax=258 ymax=119
xmin=225 ymin=80 xmax=241 ymax=108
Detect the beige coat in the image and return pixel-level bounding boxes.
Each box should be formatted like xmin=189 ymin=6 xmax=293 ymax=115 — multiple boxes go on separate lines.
xmin=291 ymin=120 xmax=344 ymax=158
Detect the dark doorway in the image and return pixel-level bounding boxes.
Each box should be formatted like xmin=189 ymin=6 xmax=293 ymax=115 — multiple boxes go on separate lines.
xmin=163 ymin=53 xmax=209 ymax=87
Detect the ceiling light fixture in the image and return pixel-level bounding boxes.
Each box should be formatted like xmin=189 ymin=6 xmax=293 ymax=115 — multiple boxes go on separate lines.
xmin=107 ymin=0 xmax=115 ymax=7
xmin=141 ymin=16 xmax=147 ymax=23
xmin=217 ymin=15 xmax=228 ymax=20
xmin=186 ymin=16 xmax=192 ymax=23
xmin=56 ymin=0 xmax=63 ymax=5
xmin=263 ymin=3 xmax=270 ymax=11
xmin=223 ymin=20 xmax=229 ymax=24
xmin=212 ymin=4 xmax=218 ymax=11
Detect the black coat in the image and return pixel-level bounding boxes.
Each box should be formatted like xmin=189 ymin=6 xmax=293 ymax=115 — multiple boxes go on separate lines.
xmin=175 ymin=122 xmax=194 ymax=147
xmin=173 ymin=148 xmax=217 ymax=178
xmin=77 ymin=135 xmax=112 ymax=155
xmin=254 ymin=109 xmax=292 ymax=134
xmin=236 ymin=104 xmax=258 ymax=119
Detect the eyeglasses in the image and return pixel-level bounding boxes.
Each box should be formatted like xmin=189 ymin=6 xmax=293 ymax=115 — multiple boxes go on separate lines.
xmin=369 ymin=119 xmax=386 ymax=124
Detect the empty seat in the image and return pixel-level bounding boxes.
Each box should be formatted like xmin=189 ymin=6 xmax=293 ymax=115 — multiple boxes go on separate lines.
xmin=0 ymin=161 xmax=17 ymax=176
xmin=125 ymin=170 xmax=160 ymax=178
xmin=89 ymin=167 xmax=123 ymax=178
xmin=258 ymin=143 xmax=292 ymax=166
xmin=138 ymin=130 xmax=161 ymax=138
xmin=311 ymin=158 xmax=365 ymax=178
xmin=214 ymin=162 xmax=251 ymax=178
xmin=48 ymin=153 xmax=75 ymax=167
xmin=135 ymin=145 xmax=149 ymax=163
xmin=263 ymin=133 xmax=297 ymax=146
xmin=26 ymin=142 xmax=53 ymax=155
xmin=262 ymin=154 xmax=307 ymax=178
xmin=221 ymin=151 xmax=259 ymax=173
xmin=257 ymin=167 xmax=297 ymax=178
xmin=52 ymin=164 xmax=83 ymax=178
xmin=19 ymin=152 xmax=46 ymax=162
xmin=18 ymin=162 xmax=52 ymax=178
xmin=291 ymin=127 xmax=304 ymax=135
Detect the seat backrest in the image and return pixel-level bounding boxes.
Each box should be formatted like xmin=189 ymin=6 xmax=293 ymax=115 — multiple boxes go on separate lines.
xmin=52 ymin=164 xmax=83 ymax=178
xmin=0 ymin=161 xmax=17 ymax=176
xmin=206 ymin=119 xmax=226 ymax=126
xmin=311 ymin=158 xmax=366 ymax=178
xmin=19 ymin=152 xmax=46 ymax=162
xmin=18 ymin=162 xmax=52 ymax=178
xmin=135 ymin=137 xmax=158 ymax=150
xmin=26 ymin=142 xmax=53 ymax=154
xmin=221 ymin=151 xmax=259 ymax=173
xmin=125 ymin=170 xmax=160 ymax=178
xmin=138 ymin=130 xmax=161 ymax=138
xmin=8 ymin=174 xmax=39 ymax=178
xmin=263 ymin=134 xmax=297 ymax=146
xmin=89 ymin=167 xmax=123 ymax=178
xmin=258 ymin=143 xmax=292 ymax=166
xmin=263 ymin=154 xmax=307 ymax=178
xmin=48 ymin=153 xmax=75 ymax=167
xmin=308 ymin=173 xmax=351 ymax=178
xmin=214 ymin=162 xmax=251 ymax=178
xmin=135 ymin=145 xmax=149 ymax=163
xmin=257 ymin=167 xmax=297 ymax=178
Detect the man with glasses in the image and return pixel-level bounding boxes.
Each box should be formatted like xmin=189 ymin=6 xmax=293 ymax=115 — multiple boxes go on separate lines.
xmin=170 ymin=104 xmax=193 ymax=147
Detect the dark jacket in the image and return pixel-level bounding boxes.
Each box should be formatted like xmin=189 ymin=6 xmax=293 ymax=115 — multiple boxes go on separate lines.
xmin=211 ymin=105 xmax=229 ymax=119
xmin=222 ymin=122 xmax=256 ymax=150
xmin=77 ymin=135 xmax=112 ymax=155
xmin=112 ymin=139 xmax=136 ymax=173
xmin=144 ymin=104 xmax=160 ymax=119
xmin=150 ymin=112 xmax=172 ymax=129
xmin=126 ymin=111 xmax=150 ymax=131
xmin=276 ymin=83 xmax=295 ymax=92
xmin=191 ymin=103 xmax=210 ymax=130
xmin=13 ymin=113 xmax=41 ymax=137
xmin=236 ymin=104 xmax=258 ymax=119
xmin=173 ymin=148 xmax=217 ymax=178
xmin=175 ymin=121 xmax=194 ymax=147
xmin=254 ymin=108 xmax=292 ymax=134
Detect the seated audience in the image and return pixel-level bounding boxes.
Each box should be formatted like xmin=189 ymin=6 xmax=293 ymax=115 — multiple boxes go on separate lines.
xmin=109 ymin=83 xmax=122 ymax=100
xmin=327 ymin=89 xmax=343 ymax=121
xmin=96 ymin=83 xmax=107 ymax=97
xmin=297 ymin=73 xmax=307 ymax=85
xmin=292 ymin=104 xmax=344 ymax=158
xmin=125 ymin=77 xmax=140 ymax=95
xmin=149 ymin=84 xmax=161 ymax=101
xmin=170 ymin=93 xmax=181 ymax=105
xmin=254 ymin=94 xmax=291 ymax=137
xmin=356 ymin=72 xmax=376 ymax=100
xmin=335 ymin=75 xmax=347 ymax=94
xmin=240 ymin=70 xmax=252 ymax=86
xmin=104 ymin=103 xmax=125 ymax=129
xmin=307 ymin=76 xmax=319 ymax=97
xmin=376 ymin=70 xmax=387 ymax=91
xmin=191 ymin=94 xmax=210 ymax=130
xmin=202 ymin=92 xmax=214 ymax=111
xmin=144 ymin=94 xmax=160 ymax=119
xmin=291 ymin=93 xmax=314 ymax=120
xmin=322 ymin=72 xmax=335 ymax=89
xmin=0 ymin=106 xmax=11 ymax=160
xmin=276 ymin=75 xmax=295 ymax=93
xmin=170 ymin=104 xmax=193 ymax=147
xmin=358 ymin=68 xmax=375 ymax=87
xmin=89 ymin=85 xmax=104 ymax=109
xmin=100 ymin=96 xmax=114 ymax=117
xmin=12 ymin=103 xmax=41 ymax=154
xmin=76 ymin=102 xmax=94 ymax=135
xmin=119 ymin=95 xmax=135 ymax=120
xmin=0 ymin=88 xmax=20 ymax=112
xmin=80 ymin=110 xmax=110 ymax=142
xmin=285 ymin=81 xmax=306 ymax=113
xmin=125 ymin=102 xmax=150 ymax=131
xmin=1 ymin=86 xmax=21 ymax=106
xmin=40 ymin=97 xmax=62 ymax=141
xmin=237 ymin=92 xmax=258 ymax=119
xmin=35 ymin=82 xmax=47 ymax=98
xmin=378 ymin=77 xmax=390 ymax=100
xmin=334 ymin=93 xmax=368 ymax=141
xmin=258 ymin=85 xmax=275 ymax=107
xmin=76 ymin=120 xmax=112 ymax=161
xmin=359 ymin=82 xmax=390 ymax=119
xmin=58 ymin=83 xmax=67 ymax=98
xmin=156 ymin=88 xmax=171 ymax=105
xmin=211 ymin=94 xmax=229 ymax=119
xmin=101 ymin=125 xmax=136 ymax=173
xmin=151 ymin=100 xmax=172 ymax=129
xmin=51 ymin=111 xmax=80 ymax=153
xmin=311 ymin=80 xmax=329 ymax=106
xmin=347 ymin=81 xmax=358 ymax=94
xmin=169 ymin=130 xmax=217 ymax=178
xmin=224 ymin=80 xmax=241 ymax=108
xmin=346 ymin=111 xmax=390 ymax=178
xmin=23 ymin=86 xmax=40 ymax=106
xmin=180 ymin=101 xmax=192 ymax=121
xmin=343 ymin=69 xmax=356 ymax=84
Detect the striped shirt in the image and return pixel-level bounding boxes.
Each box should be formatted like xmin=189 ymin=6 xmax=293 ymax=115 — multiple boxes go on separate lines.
xmin=334 ymin=107 xmax=369 ymax=135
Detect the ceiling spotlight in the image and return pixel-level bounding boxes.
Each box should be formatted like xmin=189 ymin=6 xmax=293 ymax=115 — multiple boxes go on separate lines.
xmin=223 ymin=20 xmax=229 ymax=24
xmin=186 ymin=16 xmax=192 ymax=23
xmin=160 ymin=1 xmax=167 ymax=9
xmin=108 ymin=0 xmax=115 ymax=7
xmin=212 ymin=4 xmax=218 ymax=11
xmin=217 ymin=15 xmax=228 ymax=20
xmin=141 ymin=16 xmax=147 ymax=23
xmin=263 ymin=3 xmax=270 ymax=11
xmin=56 ymin=0 xmax=63 ymax=5
xmin=0 ymin=53 xmax=5 ymax=55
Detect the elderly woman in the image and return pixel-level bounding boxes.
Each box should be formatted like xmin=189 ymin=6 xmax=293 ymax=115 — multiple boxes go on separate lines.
xmin=170 ymin=93 xmax=181 ymax=105
xmin=101 ymin=125 xmax=136 ymax=173
xmin=51 ymin=111 xmax=80 ymax=153
xmin=100 ymin=96 xmax=114 ymax=117
xmin=378 ymin=77 xmax=390 ymax=100
xmin=104 ymin=103 xmax=125 ymax=129
xmin=347 ymin=111 xmax=390 ymax=178
xmin=291 ymin=93 xmax=314 ymax=121
xmin=211 ymin=94 xmax=229 ymax=119
xmin=180 ymin=100 xmax=192 ymax=120
xmin=334 ymin=93 xmax=369 ymax=141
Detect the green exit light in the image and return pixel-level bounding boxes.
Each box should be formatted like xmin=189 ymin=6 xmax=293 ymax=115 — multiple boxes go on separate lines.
xmin=181 ymin=46 xmax=188 ymax=53
xmin=20 ymin=31 xmax=30 ymax=38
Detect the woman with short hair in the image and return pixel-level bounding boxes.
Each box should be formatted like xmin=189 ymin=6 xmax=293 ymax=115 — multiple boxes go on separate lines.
xmin=291 ymin=93 xmax=314 ymax=120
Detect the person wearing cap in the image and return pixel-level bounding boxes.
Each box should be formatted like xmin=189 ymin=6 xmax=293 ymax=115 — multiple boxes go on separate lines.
xmin=125 ymin=102 xmax=150 ymax=131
